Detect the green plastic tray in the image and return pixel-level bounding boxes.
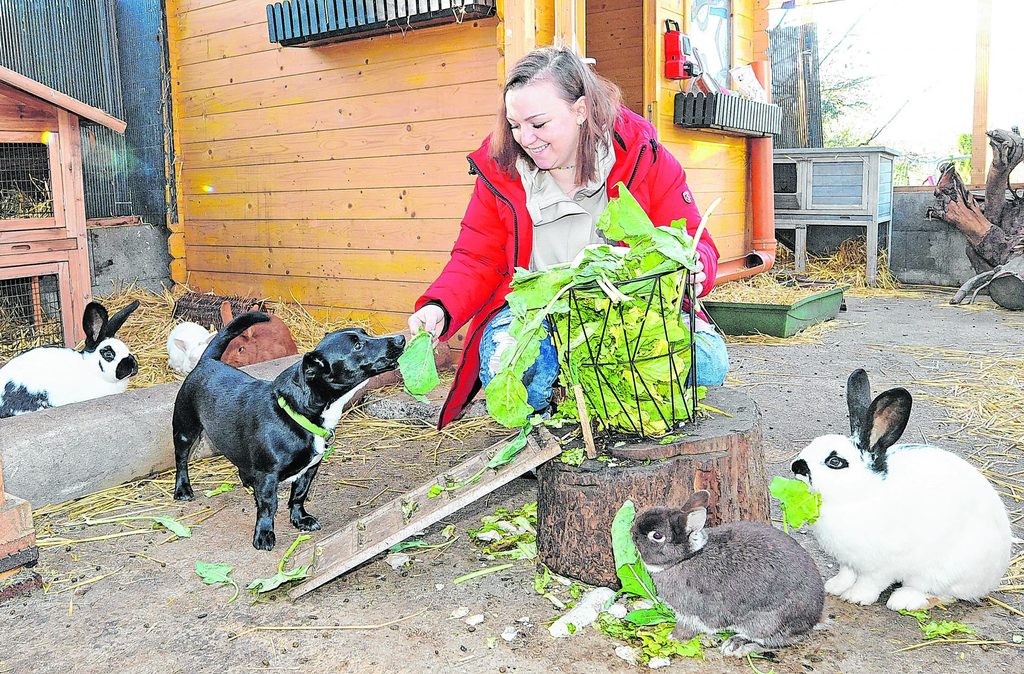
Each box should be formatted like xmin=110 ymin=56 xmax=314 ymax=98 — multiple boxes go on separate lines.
xmin=702 ymin=286 xmax=846 ymax=338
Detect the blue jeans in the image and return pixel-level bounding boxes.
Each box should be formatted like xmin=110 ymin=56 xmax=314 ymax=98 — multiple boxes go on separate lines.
xmin=478 ymin=307 xmax=730 ymax=412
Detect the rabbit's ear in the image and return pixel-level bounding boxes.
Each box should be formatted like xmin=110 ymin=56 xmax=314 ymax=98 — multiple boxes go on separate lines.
xmin=863 ymin=388 xmax=912 ymax=473
xmin=220 ymin=301 xmax=233 ymax=325
xmin=82 ymin=302 xmax=109 ymax=351
xmin=676 ymin=490 xmax=709 ymax=537
xmin=103 ymin=300 xmax=140 ymax=338
xmin=847 ymin=369 xmax=872 ymax=447
xmin=173 ymin=338 xmax=188 ymax=352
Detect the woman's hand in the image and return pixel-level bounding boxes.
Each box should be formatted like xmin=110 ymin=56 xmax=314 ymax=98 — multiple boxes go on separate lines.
xmin=692 ymin=258 xmax=706 ymax=297
xmin=408 ymin=304 xmax=446 ymax=341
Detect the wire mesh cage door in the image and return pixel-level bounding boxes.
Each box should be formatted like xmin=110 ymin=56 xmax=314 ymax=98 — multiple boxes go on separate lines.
xmin=0 ymin=140 xmax=59 ymax=231
xmin=0 ymin=262 xmax=74 ymax=364
xmin=553 ymin=267 xmax=700 ymax=440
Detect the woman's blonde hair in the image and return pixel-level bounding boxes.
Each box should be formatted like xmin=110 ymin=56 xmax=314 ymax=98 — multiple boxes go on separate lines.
xmin=489 ymin=47 xmax=622 ymax=184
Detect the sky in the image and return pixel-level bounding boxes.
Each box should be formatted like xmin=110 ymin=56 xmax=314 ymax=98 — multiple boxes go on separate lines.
xmin=772 ymin=0 xmax=1024 ymax=182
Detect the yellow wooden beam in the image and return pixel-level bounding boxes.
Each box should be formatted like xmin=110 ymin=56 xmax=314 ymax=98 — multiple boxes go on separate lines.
xmin=971 ymin=0 xmax=992 ymax=186
xmin=500 ymin=0 xmax=537 ymax=80
xmin=554 ymin=0 xmax=586 ymax=53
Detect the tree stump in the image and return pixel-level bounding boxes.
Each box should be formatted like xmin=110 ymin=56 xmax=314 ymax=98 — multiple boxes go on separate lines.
xmin=537 ymin=387 xmax=768 ymax=587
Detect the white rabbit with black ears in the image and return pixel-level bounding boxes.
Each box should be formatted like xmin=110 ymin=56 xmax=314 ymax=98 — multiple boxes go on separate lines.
xmin=0 ymin=300 xmax=141 ymax=418
xmin=792 ymin=368 xmax=1012 ymax=611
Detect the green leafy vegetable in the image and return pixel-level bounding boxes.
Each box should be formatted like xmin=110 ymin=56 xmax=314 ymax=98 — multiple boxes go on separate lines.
xmin=624 ymin=605 xmax=677 ymax=626
xmin=203 ymin=482 xmax=235 ymax=498
xmin=469 ymin=501 xmax=538 ymax=560
xmin=483 ymin=184 xmax=707 ymax=436
xmin=428 ymin=430 xmax=531 ymax=498
xmin=534 ymin=565 xmax=552 ymax=594
xmin=484 ymin=370 xmax=533 ymax=428
xmin=487 ymin=427 xmax=529 ymax=468
xmin=610 ymin=501 xmax=660 ymax=604
xmin=83 ymin=514 xmax=191 ymax=538
xmin=769 ymin=477 xmax=822 ymax=531
xmin=899 ymin=609 xmax=977 ymax=640
xmin=194 ymin=560 xmax=240 ymax=603
xmin=247 ymin=534 xmax=311 ymax=594
xmin=398 ymin=331 xmax=439 ymax=402
xmin=594 ymin=614 xmax=704 ymax=663
xmin=559 ymin=445 xmax=585 ymax=466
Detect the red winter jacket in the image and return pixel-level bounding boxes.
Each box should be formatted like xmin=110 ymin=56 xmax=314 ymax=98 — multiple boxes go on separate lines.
xmin=416 ymin=106 xmax=719 ymax=428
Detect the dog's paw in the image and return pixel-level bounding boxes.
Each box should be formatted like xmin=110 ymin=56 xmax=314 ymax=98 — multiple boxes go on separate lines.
xmin=173 ymin=484 xmax=194 ymax=501
xmin=253 ymin=529 xmax=276 ymax=551
xmin=291 ymin=514 xmax=321 ymax=531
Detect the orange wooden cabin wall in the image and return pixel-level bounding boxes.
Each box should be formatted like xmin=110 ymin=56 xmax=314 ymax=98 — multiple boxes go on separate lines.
xmin=166 ymin=1 xmax=503 ymax=337
xmin=166 ymin=0 xmax=767 ymax=336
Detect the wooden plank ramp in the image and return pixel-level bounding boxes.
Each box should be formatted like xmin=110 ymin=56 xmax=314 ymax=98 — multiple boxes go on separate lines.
xmin=289 ymin=426 xmax=561 ymax=599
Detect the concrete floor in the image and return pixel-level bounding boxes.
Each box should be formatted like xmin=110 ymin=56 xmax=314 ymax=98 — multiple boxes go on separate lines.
xmin=1 ymin=291 xmax=1021 ymax=674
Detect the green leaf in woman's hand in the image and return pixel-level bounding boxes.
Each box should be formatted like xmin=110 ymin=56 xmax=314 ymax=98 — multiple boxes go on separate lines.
xmin=398 ymin=331 xmax=439 ymax=399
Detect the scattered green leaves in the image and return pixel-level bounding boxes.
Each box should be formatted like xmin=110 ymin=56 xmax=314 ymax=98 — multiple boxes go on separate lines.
xmin=769 ymin=476 xmax=822 ymax=531
xmin=398 ymin=330 xmax=439 ymax=402
xmin=899 ymin=609 xmax=977 ymax=640
xmin=469 ymin=501 xmax=538 ymax=561
xmin=202 ymin=482 xmax=235 ymax=498
xmin=247 ymin=534 xmax=311 ymax=595
xmin=559 ymin=445 xmax=585 ymax=466
xmin=594 ymin=614 xmax=704 ymax=663
xmin=194 ymin=560 xmax=240 ymax=603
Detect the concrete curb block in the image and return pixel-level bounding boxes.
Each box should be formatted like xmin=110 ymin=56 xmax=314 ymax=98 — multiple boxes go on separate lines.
xmin=1 ymin=344 xmax=458 ymax=508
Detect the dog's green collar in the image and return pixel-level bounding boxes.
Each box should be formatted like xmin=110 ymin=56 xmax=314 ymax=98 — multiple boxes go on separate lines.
xmin=277 ymin=396 xmax=336 ymax=455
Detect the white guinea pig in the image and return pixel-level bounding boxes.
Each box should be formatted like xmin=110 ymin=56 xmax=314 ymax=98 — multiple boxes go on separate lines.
xmin=166 ymin=322 xmax=215 ymax=375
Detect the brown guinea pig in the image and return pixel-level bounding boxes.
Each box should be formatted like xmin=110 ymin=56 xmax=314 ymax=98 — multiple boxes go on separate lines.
xmin=219 ymin=301 xmax=299 ymax=368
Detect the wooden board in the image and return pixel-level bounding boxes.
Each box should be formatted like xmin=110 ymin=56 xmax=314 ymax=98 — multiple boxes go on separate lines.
xmin=288 ymin=426 xmax=562 ymax=598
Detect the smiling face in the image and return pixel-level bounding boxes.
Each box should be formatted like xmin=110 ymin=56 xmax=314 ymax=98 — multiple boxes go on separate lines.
xmin=504 ymin=78 xmax=586 ymax=171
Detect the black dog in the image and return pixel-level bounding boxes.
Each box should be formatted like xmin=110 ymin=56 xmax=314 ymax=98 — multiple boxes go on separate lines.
xmin=172 ymin=312 xmax=405 ymax=550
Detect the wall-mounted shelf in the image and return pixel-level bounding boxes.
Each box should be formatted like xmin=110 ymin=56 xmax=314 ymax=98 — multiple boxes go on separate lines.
xmin=266 ymin=0 xmax=497 ymax=48
xmin=673 ymin=92 xmax=781 ymax=137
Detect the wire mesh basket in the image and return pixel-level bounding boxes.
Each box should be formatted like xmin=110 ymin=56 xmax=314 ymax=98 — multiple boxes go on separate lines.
xmin=552 ymin=266 xmax=699 ymax=439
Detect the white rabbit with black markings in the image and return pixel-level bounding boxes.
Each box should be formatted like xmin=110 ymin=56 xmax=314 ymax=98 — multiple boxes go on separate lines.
xmin=0 ymin=300 xmax=140 ymax=418
xmin=792 ymin=368 xmax=1012 ymax=611
xmin=632 ymin=491 xmax=826 ymax=657
xmin=166 ymin=321 xmax=214 ymax=375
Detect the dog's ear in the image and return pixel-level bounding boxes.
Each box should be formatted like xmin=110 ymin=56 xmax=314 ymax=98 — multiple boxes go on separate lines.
xmin=302 ymin=352 xmax=329 ymax=381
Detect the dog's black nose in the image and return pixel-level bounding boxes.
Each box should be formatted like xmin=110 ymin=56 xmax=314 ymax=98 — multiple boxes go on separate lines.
xmin=791 ymin=459 xmax=810 ymax=477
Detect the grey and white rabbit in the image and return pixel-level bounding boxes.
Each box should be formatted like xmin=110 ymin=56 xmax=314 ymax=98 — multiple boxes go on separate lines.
xmin=632 ymin=491 xmax=825 ymax=657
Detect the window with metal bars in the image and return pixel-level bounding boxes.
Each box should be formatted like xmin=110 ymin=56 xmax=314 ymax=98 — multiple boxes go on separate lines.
xmin=0 ymin=274 xmax=63 ymax=363
xmin=0 ymin=143 xmax=54 ymax=220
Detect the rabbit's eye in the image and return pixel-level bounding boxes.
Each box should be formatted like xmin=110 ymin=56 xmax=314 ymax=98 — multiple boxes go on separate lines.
xmin=354 ymin=341 xmax=363 ymax=351
xmin=825 ymin=453 xmax=849 ymax=470
xmin=647 ymin=530 xmax=665 ymax=542
xmin=99 ymin=346 xmax=115 ymax=362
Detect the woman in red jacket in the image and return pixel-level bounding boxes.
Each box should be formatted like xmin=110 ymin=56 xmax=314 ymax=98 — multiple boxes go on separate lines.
xmin=408 ymin=47 xmax=728 ymax=429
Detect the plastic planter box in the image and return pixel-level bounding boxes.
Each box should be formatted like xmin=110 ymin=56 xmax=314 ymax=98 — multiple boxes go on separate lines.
xmin=702 ymin=285 xmax=846 ymax=338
